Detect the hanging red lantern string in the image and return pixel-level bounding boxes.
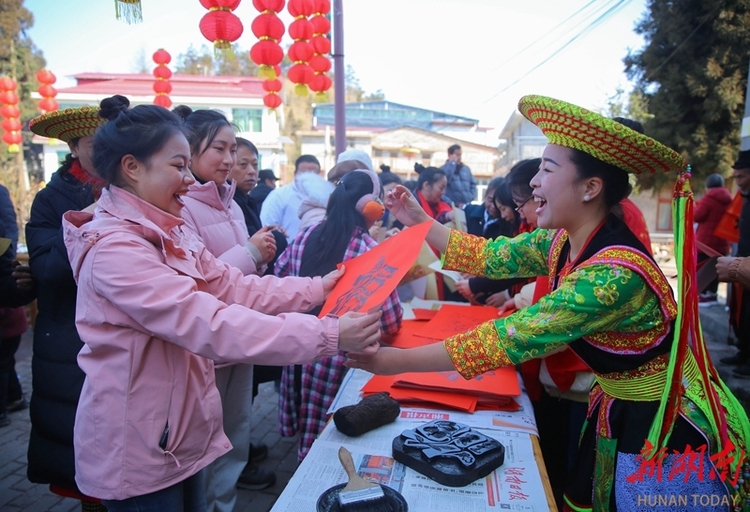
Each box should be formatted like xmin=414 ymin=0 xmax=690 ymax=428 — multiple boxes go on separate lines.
xmin=262 ymin=77 xmax=283 ymax=109
xmin=287 ymin=0 xmax=315 ymax=96
xmin=308 ymin=0 xmax=331 ymax=101
xmin=36 ymin=69 xmax=59 ymax=114
xmin=0 ymin=77 xmax=22 ymax=153
xmin=199 ymin=0 xmax=244 ymax=53
xmin=152 ymin=49 xmax=173 ymax=108
xmin=250 ymin=0 xmax=286 ymax=82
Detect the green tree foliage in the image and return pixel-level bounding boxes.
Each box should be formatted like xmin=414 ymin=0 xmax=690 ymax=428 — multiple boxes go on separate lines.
xmin=625 ymin=0 xmax=750 ymax=190
xmin=0 ymin=0 xmax=46 ymax=235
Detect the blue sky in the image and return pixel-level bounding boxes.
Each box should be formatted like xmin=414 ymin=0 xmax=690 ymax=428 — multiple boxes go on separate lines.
xmin=25 ymin=0 xmax=648 ymax=130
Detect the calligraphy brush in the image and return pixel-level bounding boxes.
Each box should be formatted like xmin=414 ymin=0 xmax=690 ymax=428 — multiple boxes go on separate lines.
xmin=337 ymin=446 xmax=391 ymax=511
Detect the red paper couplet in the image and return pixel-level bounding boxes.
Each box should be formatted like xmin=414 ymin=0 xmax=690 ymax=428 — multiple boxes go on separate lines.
xmin=318 ymin=222 xmax=432 ymax=318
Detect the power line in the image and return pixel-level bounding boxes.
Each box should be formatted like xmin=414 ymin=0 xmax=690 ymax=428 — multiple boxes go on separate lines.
xmin=483 ymin=0 xmax=632 ymax=104
xmin=489 ymin=0 xmax=600 ymax=72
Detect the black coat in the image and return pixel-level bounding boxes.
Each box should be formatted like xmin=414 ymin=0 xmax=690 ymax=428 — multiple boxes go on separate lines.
xmin=463 ymin=204 xmax=515 ymax=239
xmin=249 ymin=182 xmax=274 ymax=210
xmin=25 ymin=166 xmax=95 ymax=491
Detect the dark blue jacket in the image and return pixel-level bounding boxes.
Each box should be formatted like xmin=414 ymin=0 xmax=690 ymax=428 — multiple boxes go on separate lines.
xmin=25 ymin=165 xmax=95 ymax=491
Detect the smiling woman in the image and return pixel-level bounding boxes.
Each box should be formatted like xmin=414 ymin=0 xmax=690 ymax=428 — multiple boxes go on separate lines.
xmin=60 ymin=96 xmax=385 ymax=511
xmin=348 ymin=95 xmax=750 ymax=512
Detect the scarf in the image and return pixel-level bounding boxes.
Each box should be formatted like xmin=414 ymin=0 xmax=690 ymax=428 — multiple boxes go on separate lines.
xmin=68 ymin=159 xmax=106 ymax=199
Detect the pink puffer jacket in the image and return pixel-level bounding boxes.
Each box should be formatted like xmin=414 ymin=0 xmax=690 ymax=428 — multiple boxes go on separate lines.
xmin=181 ymin=179 xmax=259 ymax=275
xmin=63 ymin=186 xmax=339 ymax=500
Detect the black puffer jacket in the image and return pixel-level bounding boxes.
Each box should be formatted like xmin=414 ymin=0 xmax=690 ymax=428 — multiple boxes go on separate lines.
xmin=25 ymin=165 xmax=95 ymax=491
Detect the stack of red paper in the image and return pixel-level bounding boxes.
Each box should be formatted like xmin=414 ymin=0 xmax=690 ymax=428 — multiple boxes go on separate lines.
xmin=364 ymin=308 xmax=520 ymax=413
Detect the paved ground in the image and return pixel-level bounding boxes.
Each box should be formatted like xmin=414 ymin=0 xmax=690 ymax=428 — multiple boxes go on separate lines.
xmin=0 ymin=331 xmax=298 ymax=512
xmin=1 ymin=282 xmax=747 ymax=511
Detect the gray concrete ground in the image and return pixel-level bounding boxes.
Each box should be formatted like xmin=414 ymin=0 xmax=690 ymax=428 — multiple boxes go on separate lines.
xmin=1 ymin=282 xmax=747 ymax=511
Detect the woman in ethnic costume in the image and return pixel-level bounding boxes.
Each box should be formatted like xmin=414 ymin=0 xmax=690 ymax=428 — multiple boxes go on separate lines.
xmin=348 ymin=95 xmax=750 ymax=512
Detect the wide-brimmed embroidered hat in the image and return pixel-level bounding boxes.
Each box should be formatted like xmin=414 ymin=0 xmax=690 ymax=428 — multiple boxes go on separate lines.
xmin=29 ymin=106 xmax=105 ymax=143
xmin=518 ymin=95 xmax=687 ymax=175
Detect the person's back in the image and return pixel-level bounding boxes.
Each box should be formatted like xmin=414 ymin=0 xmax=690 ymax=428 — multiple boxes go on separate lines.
xmin=695 ymin=173 xmax=733 ymax=255
xmin=275 ymin=170 xmax=402 ymax=461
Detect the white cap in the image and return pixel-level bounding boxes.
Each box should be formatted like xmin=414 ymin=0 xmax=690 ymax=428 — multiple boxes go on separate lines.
xmin=336 ymin=149 xmax=374 ymax=172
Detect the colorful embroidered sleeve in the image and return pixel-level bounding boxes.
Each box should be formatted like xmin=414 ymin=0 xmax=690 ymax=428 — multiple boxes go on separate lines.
xmin=442 ymin=229 xmax=556 ymax=279
xmin=445 ymin=262 xmax=665 ymax=379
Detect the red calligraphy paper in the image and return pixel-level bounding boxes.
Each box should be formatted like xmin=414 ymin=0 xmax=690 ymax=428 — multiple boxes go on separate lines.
xmin=414 ymin=304 xmax=500 ymax=340
xmin=318 ymin=222 xmax=432 ymax=318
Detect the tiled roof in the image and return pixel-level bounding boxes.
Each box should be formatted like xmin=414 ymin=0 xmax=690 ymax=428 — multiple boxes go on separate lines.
xmin=58 ymin=72 xmax=265 ymax=98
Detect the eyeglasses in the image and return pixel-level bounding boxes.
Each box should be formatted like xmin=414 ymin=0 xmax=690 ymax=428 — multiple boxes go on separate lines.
xmin=514 ymin=197 xmax=532 ymax=212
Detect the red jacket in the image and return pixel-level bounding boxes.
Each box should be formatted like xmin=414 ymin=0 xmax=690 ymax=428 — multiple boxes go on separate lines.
xmin=695 ymin=187 xmax=733 ymax=255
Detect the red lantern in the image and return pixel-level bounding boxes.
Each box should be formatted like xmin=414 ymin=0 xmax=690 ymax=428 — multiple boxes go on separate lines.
xmin=253 ymin=0 xmax=284 ymax=11
xmin=0 ymin=77 xmax=21 ymax=153
xmin=0 ymin=106 xmax=19 ymax=119
xmin=199 ymin=1 xmax=244 ymax=51
xmin=154 ymin=95 xmax=173 ymax=108
xmin=251 ymin=13 xmax=284 ymax=40
xmin=39 ymin=98 xmax=60 ymax=112
xmin=287 ymin=0 xmax=313 ymax=17
xmin=308 ymin=0 xmax=331 ymax=100
xmin=250 ymin=40 xmax=284 ymax=67
xmin=0 ymin=77 xmax=16 ymax=91
xmin=153 ymin=49 xmax=171 ymax=65
xmin=152 ymin=49 xmax=173 ymax=108
xmin=262 ymin=79 xmax=282 ymax=93
xmin=154 ymin=66 xmax=173 ymax=80
xmin=0 ymin=92 xmax=19 ymax=105
xmin=1 ymin=119 xmax=21 ymax=132
xmin=263 ymin=93 xmax=282 ymax=109
xmin=2 ymin=132 xmax=22 ymax=145
xmin=286 ymin=0 xmax=316 ymax=96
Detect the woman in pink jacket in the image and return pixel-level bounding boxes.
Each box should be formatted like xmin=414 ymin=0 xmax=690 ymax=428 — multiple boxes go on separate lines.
xmin=175 ymin=107 xmax=276 ymax=508
xmin=62 ymin=95 xmax=382 ymax=512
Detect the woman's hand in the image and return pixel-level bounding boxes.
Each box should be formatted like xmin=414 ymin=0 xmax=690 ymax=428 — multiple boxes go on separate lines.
xmin=385 ymin=227 xmax=400 ymax=239
xmin=12 ymin=263 xmax=35 ymax=291
xmin=385 ymin=185 xmax=431 ymax=227
xmin=345 ymin=346 xmax=404 ymax=375
xmin=485 ymin=291 xmax=509 ymax=308
xmin=338 ymin=310 xmax=382 ymax=354
xmin=454 ymin=279 xmax=474 ymax=300
xmin=249 ymin=227 xmax=276 ymax=263
xmin=497 ymin=297 xmax=516 ymax=315
xmin=322 ymin=266 xmax=345 ymax=297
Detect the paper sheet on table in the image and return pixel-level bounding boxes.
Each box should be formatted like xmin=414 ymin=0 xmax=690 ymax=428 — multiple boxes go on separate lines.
xmin=319 ymin=221 xmax=431 ymax=317
xmin=415 ymin=304 xmax=500 ymax=341
xmin=428 ymin=259 xmax=464 ymax=284
xmin=271 ymin=427 xmax=549 ymax=512
xmin=327 ymin=369 xmax=538 ymax=436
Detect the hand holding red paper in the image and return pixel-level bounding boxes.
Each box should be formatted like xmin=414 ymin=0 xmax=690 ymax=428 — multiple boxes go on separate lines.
xmin=337 ymin=310 xmax=382 ymax=355
xmin=318 ymin=221 xmax=432 ymax=318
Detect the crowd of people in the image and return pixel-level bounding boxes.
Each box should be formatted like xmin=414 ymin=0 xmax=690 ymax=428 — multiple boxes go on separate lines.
xmin=0 ymin=92 xmax=747 ymax=512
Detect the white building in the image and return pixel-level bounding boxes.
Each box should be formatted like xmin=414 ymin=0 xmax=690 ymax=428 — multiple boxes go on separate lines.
xmin=31 ymin=72 xmax=289 ymax=182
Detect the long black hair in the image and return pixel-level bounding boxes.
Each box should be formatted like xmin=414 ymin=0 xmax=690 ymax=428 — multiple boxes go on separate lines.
xmin=299 ymin=171 xmax=375 ymax=278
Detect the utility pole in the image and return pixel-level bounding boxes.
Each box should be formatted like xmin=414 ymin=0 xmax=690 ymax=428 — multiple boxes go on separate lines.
xmin=332 ymin=0 xmax=346 ymax=159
